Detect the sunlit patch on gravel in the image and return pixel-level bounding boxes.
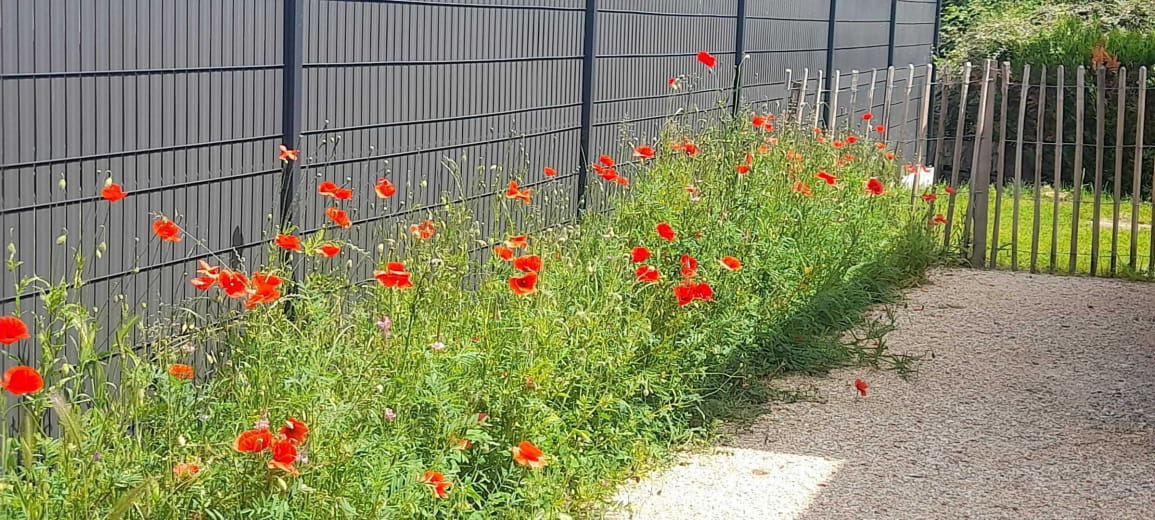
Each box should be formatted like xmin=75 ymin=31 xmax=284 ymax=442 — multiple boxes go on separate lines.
xmin=606 ymin=448 xmax=842 ymax=520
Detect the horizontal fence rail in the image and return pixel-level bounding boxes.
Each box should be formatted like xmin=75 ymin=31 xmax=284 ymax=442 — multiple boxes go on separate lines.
xmin=0 ymin=0 xmax=941 ymax=421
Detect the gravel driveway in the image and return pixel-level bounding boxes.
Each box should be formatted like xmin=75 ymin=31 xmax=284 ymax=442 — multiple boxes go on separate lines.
xmin=609 ymin=268 xmax=1155 ymax=520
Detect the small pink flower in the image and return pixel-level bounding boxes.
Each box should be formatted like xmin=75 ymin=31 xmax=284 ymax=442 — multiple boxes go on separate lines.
xmin=429 ymin=341 xmax=446 ymax=351
xmin=384 ymin=408 xmax=397 ymax=421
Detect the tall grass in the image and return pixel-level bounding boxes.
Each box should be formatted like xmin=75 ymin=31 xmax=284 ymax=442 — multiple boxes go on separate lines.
xmin=0 ymin=117 xmax=939 ymax=519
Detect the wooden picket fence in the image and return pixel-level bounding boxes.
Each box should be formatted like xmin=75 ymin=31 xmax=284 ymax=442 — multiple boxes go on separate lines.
xmin=928 ymin=60 xmax=1154 ymax=279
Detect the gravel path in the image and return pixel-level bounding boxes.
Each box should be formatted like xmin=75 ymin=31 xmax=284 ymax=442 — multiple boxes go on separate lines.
xmin=609 ymin=269 xmax=1155 ymax=520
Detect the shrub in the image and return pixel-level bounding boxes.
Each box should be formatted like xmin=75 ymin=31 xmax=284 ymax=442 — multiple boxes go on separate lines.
xmin=0 ymin=114 xmax=939 ymax=518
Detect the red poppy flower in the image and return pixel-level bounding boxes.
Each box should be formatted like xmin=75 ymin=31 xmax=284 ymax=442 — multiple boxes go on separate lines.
xmin=101 ymin=183 xmax=127 ymax=202
xmin=735 ymin=164 xmax=750 ymax=175
xmin=190 ymin=275 xmax=215 ymax=291
xmin=667 ymin=77 xmax=680 ymax=89
xmin=719 ymin=256 xmax=741 ymax=271
xmin=233 ymin=428 xmax=274 ymax=453
xmin=173 ymin=463 xmax=201 ymax=478
xmin=511 ymin=441 xmax=548 ymax=468
xmin=217 ymin=270 xmax=250 ymax=299
xmin=745 ymin=153 xmax=754 ymax=165
xmin=0 ymin=316 xmax=31 ymax=345
xmin=1 ymin=366 xmax=43 ymax=395
xmin=325 ymin=208 xmax=352 ymax=229
xmin=375 ymin=177 xmax=397 ymax=198
xmin=752 ymin=114 xmax=766 ymax=127
xmin=509 ymin=272 xmax=538 ymax=295
xmin=656 ymin=223 xmax=676 ymax=242
xmin=244 ymin=282 xmax=282 ymax=310
xmin=593 ymin=164 xmax=618 ymax=181
xmin=846 ymin=136 xmax=859 ymax=144
xmin=252 ymin=272 xmax=283 ymax=289
xmin=921 ymin=193 xmax=937 ymax=203
xmin=885 ymin=152 xmax=896 ymax=161
xmin=635 ymin=265 xmax=660 ymax=283
xmin=374 ymin=262 xmax=414 ymax=289
xmin=475 ymin=412 xmax=490 ymax=425
xmin=614 ymin=175 xmax=630 ymax=187
xmin=318 ymin=181 xmax=340 ymax=198
xmin=197 ymin=260 xmax=221 ymax=277
xmin=280 ymin=417 xmax=310 ymax=445
xmin=673 ymin=280 xmax=714 ymax=307
xmin=866 ymin=177 xmax=885 ymax=196
xmin=506 ymin=235 xmax=529 ymax=249
xmin=278 ymin=145 xmax=300 ymax=162
xmin=505 ymin=181 xmax=532 ymax=204
xmin=317 ymin=244 xmax=341 ymax=258
xmin=792 ymin=181 xmax=813 ymax=197
xmin=854 ymin=379 xmax=869 ymax=397
xmin=271 ymin=438 xmax=297 ymax=464
xmin=758 ymin=144 xmax=770 ymax=154
xmin=409 ymin=220 xmax=436 ymax=240
xmin=680 ymin=254 xmax=698 ymax=278
xmin=420 ymin=471 xmax=453 ymax=499
xmin=152 ymin=218 xmax=182 ymax=242
xmin=494 ymin=244 xmax=515 ymax=261
xmin=875 ymin=142 xmax=886 ymax=150
xmin=815 ymin=171 xmax=837 ymax=185
xmin=945 ymin=186 xmax=957 ymax=195
xmin=598 ymin=155 xmax=615 ymax=168
xmin=544 ymin=167 xmax=557 ymax=177
xmin=631 ymin=246 xmax=651 ymax=263
xmin=633 ymin=146 xmax=655 ymax=160
xmin=168 ymin=363 xmax=194 ymax=380
xmin=832 ymin=141 xmax=845 ymax=149
xmin=244 ymin=272 xmax=283 ymax=309
xmin=696 ymin=51 xmax=717 ymax=69
xmin=512 ymin=255 xmax=542 ymax=273
xmin=862 ymin=113 xmax=874 ymax=121
xmin=682 ymin=143 xmax=701 ymax=157
xmin=932 ymin=214 xmax=949 ymax=225
xmin=873 ymin=125 xmax=886 ymax=133
xmin=275 ymin=234 xmax=302 ymax=252
xmin=764 ymin=122 xmax=775 ymax=132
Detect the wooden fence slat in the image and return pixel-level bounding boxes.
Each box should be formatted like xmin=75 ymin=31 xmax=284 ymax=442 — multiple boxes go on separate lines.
xmin=1049 ymin=66 xmax=1065 ymax=271
xmin=830 ymin=70 xmax=841 ymax=131
xmin=883 ymin=66 xmax=897 ymax=141
xmin=932 ymin=65 xmax=950 ymax=174
xmin=1110 ymin=67 xmax=1127 ymax=276
xmin=969 ymin=60 xmax=996 ymax=267
xmin=1136 ymin=66 xmax=1145 ymax=272
xmin=1030 ymin=66 xmax=1047 ymax=273
xmin=1069 ymin=66 xmax=1086 ymax=274
xmin=990 ymin=61 xmax=1011 ymax=268
xmin=1011 ymin=64 xmax=1030 ymax=271
xmin=797 ymin=68 xmax=810 ymax=124
xmin=849 ymin=69 xmax=859 ymax=118
xmin=1091 ymin=66 xmax=1106 ymax=276
xmin=943 ymin=62 xmax=972 ymax=249
xmin=913 ymin=64 xmax=935 ymax=207
xmin=897 ymin=65 xmax=916 ymax=162
xmin=1131 ymin=67 xmax=1147 ymax=270
xmin=866 ymin=68 xmax=879 ymax=128
xmin=814 ymin=69 xmax=825 ymax=129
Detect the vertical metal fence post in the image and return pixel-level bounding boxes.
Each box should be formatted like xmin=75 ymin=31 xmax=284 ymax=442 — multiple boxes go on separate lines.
xmin=279 ymin=0 xmax=304 ymax=231
xmin=821 ymin=0 xmax=838 ymax=126
xmin=886 ymin=0 xmax=898 ymax=67
xmin=730 ymin=0 xmax=748 ymax=115
xmin=279 ymin=0 xmax=305 ymax=302
xmin=575 ymin=0 xmax=598 ymax=217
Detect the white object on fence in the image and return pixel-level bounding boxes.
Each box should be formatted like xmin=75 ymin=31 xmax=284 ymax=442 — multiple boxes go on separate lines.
xmin=901 ymin=165 xmax=935 ymax=190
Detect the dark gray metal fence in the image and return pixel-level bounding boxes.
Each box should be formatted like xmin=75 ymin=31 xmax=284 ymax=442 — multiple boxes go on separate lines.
xmin=0 ymin=0 xmax=940 ymax=371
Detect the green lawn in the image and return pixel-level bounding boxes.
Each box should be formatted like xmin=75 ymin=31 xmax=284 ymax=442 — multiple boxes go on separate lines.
xmin=951 ymin=187 xmax=1154 ymax=279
